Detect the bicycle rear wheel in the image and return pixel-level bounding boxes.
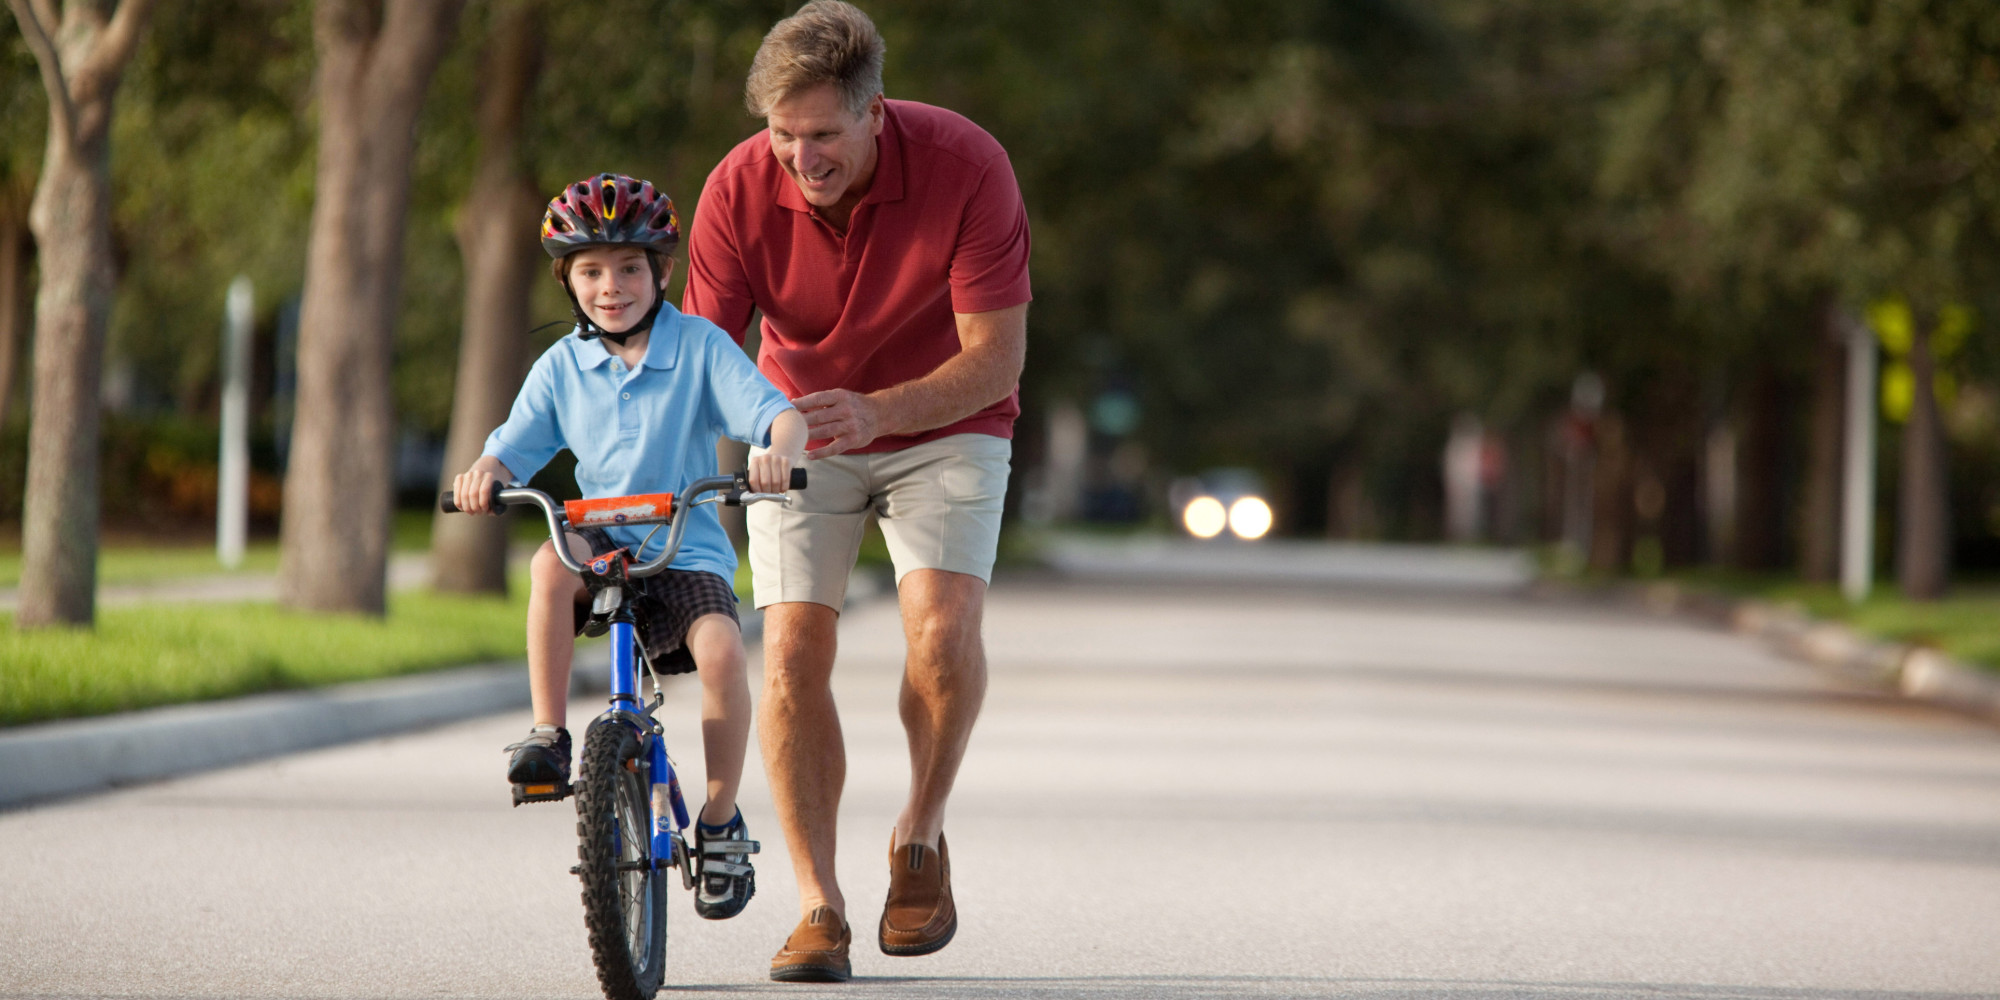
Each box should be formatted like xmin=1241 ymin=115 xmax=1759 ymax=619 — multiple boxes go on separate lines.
xmin=575 ymin=721 xmax=669 ymax=1000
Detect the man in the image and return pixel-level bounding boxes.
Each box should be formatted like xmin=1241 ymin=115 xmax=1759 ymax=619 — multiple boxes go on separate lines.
xmin=681 ymin=0 xmax=1030 ymax=984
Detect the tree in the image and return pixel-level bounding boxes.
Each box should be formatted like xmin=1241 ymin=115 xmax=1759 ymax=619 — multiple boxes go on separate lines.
xmin=0 ymin=176 xmax=29 ymax=424
xmin=7 ymin=0 xmax=157 ymax=627
xmin=431 ymin=0 xmax=540 ymax=595
xmin=278 ymin=0 xmax=463 ymax=615
xmin=0 ymin=37 xmax=37 ymax=424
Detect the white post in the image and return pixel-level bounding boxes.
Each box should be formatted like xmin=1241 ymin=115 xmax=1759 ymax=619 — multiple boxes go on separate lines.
xmin=1840 ymin=311 xmax=1877 ymax=602
xmin=218 ymin=276 xmax=254 ymax=569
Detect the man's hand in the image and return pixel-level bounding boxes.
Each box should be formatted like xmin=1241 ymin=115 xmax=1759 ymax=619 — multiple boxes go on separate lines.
xmin=794 ymin=388 xmax=886 ymax=460
xmin=789 ymin=302 xmax=1027 ymax=461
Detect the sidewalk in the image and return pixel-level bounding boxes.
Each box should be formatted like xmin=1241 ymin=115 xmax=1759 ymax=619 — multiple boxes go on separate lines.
xmin=0 ymin=567 xmax=886 ymax=810
xmin=0 ymin=552 xmax=434 ymax=612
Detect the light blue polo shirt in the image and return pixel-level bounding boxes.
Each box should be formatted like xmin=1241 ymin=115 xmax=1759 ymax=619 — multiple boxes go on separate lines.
xmin=482 ymin=303 xmax=794 ymax=581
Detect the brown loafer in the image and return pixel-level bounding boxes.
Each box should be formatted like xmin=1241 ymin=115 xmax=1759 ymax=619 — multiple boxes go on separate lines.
xmin=879 ymin=832 xmax=957 ymax=956
xmin=770 ymin=905 xmax=851 ymax=983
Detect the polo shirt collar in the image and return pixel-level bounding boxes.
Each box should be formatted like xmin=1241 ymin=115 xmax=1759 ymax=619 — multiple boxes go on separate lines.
xmin=569 ymin=304 xmax=682 ymax=370
xmin=771 ymin=102 xmax=907 ymax=214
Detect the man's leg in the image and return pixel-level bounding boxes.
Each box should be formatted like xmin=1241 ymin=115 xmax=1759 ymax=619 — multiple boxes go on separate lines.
xmin=891 ymin=569 xmax=988 ymax=850
xmin=759 ymin=600 xmax=848 ymax=920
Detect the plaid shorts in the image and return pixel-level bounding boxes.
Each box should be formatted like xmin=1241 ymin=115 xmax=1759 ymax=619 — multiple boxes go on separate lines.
xmin=570 ymin=527 xmax=740 ymax=676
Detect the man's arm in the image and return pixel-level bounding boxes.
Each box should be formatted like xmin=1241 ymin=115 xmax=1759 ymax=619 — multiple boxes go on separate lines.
xmin=792 ymin=302 xmax=1027 ymax=460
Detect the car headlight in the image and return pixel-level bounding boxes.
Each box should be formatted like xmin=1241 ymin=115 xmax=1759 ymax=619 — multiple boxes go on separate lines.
xmin=1182 ymin=496 xmax=1227 ymax=538
xmin=1227 ymin=496 xmax=1272 ymax=540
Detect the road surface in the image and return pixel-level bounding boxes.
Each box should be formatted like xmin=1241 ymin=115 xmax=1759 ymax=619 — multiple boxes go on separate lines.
xmin=3 ymin=575 xmax=1997 ymax=998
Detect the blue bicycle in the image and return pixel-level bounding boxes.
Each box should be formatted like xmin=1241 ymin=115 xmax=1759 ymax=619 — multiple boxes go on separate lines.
xmin=443 ymin=468 xmax=803 ymax=1000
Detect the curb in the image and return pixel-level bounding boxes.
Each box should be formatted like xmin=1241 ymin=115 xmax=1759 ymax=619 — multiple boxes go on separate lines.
xmin=1544 ymin=580 xmax=2000 ymax=727
xmin=0 ymin=606 xmax=784 ymax=812
xmin=0 ymin=659 xmax=533 ymax=810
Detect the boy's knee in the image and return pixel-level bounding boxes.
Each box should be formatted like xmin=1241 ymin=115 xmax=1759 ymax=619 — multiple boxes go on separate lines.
xmin=689 ymin=615 xmax=745 ymax=673
xmin=528 ymin=541 xmax=587 ymax=604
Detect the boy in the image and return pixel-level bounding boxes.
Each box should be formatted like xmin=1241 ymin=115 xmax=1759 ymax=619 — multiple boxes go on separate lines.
xmin=452 ymin=173 xmax=806 ymax=921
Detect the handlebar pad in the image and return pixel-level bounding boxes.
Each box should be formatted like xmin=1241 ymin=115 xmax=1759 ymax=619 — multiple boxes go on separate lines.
xmin=439 ymin=481 xmax=505 ymax=513
xmin=790 ymin=467 xmax=808 ymax=490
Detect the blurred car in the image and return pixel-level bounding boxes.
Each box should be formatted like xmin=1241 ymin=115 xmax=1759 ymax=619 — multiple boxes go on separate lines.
xmin=1167 ymin=468 xmax=1273 ymax=541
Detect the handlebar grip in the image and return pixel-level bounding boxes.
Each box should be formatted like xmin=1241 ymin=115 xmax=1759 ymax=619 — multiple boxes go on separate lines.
xmin=790 ymin=467 xmax=808 ymax=490
xmin=440 ymin=481 xmax=505 ymax=513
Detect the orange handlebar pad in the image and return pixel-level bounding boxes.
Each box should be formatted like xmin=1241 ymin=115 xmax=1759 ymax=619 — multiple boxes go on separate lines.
xmin=563 ymin=493 xmax=675 ymax=528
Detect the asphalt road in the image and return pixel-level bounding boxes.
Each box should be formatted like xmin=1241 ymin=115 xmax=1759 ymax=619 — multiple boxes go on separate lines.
xmin=4 ymin=576 xmax=1998 ymax=999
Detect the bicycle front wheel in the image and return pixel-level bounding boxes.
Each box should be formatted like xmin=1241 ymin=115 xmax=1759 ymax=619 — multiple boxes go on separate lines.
xmin=575 ymin=721 xmax=669 ymax=1000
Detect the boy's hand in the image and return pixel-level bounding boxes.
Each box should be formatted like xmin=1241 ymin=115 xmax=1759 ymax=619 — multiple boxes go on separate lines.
xmin=452 ymin=458 xmax=511 ymax=515
xmin=747 ymin=450 xmax=797 ymax=495
xmin=751 ymin=408 xmax=808 ymax=494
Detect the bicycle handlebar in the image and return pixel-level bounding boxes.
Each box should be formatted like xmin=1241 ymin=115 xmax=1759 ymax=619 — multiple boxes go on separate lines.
xmin=439 ymin=468 xmax=807 ymax=579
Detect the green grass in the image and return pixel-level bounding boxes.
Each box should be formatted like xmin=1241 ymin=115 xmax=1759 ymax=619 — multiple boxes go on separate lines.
xmin=1654 ymin=569 xmax=2000 ymax=673
xmin=0 ymin=584 xmax=539 ymax=727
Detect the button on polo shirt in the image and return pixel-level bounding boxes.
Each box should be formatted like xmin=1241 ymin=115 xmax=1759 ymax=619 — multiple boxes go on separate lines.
xmin=482 ymin=303 xmax=794 ymax=580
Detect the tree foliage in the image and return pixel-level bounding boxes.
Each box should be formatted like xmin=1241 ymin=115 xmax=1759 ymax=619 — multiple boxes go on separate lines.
xmin=3 ymin=0 xmax=1999 ymax=590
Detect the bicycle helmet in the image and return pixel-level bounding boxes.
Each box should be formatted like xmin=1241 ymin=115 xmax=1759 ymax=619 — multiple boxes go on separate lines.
xmin=542 ymin=173 xmax=681 ymax=344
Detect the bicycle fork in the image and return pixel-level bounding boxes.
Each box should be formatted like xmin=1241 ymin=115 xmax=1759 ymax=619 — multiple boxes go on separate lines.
xmin=606 ymin=621 xmax=698 ymax=888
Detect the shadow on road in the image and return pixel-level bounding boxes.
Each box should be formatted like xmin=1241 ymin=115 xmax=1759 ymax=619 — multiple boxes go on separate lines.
xmin=659 ymin=974 xmax=1998 ymax=998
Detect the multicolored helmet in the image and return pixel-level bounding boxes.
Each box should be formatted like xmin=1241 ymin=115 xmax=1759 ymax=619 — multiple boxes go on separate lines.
xmin=541 ymin=173 xmax=679 ymax=259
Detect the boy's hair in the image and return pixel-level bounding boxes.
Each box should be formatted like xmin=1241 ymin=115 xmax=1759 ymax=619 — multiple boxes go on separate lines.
xmin=744 ymin=1 xmax=885 ymax=118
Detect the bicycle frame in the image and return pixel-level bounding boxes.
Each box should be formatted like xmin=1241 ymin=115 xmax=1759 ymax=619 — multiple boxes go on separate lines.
xmin=443 ymin=471 xmax=798 ymax=884
xmin=597 ymin=617 xmax=694 ymax=884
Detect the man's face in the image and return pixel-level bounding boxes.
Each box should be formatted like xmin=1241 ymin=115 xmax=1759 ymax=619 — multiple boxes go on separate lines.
xmin=767 ymin=84 xmax=884 ymax=211
xmin=565 ymin=247 xmax=667 ymax=334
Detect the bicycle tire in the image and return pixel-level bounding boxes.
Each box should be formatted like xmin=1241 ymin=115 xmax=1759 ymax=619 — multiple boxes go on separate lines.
xmin=575 ymin=721 xmax=669 ymax=1000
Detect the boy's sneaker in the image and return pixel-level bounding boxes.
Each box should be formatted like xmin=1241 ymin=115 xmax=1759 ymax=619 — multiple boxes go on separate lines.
xmin=693 ymin=807 xmax=759 ymax=920
xmin=503 ymin=724 xmax=571 ymax=785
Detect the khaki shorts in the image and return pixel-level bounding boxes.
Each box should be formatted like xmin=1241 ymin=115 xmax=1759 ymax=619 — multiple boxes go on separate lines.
xmin=748 ymin=433 xmax=1011 ymax=610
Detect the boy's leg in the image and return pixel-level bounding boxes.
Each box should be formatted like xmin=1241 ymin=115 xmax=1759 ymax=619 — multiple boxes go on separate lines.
xmin=526 ymin=535 xmax=592 ymax=725
xmin=686 ymin=611 xmax=751 ymax=826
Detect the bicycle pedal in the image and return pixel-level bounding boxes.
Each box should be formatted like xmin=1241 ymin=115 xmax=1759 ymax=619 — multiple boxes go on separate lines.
xmin=511 ymin=780 xmax=573 ymax=806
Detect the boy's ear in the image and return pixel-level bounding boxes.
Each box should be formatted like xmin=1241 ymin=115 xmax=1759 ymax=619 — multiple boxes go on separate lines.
xmin=657 ymin=257 xmax=676 ymax=291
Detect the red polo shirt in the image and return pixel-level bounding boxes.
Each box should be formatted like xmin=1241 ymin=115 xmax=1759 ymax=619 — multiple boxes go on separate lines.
xmin=682 ymin=99 xmax=1032 ymax=453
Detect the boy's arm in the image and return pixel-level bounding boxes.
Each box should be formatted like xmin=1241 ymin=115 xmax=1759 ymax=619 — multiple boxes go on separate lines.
xmin=451 ymin=454 xmax=517 ymax=516
xmin=747 ymin=408 xmax=806 ymax=494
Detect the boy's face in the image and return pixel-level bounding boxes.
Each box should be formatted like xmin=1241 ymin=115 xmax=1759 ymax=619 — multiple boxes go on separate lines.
xmin=566 ymin=247 xmax=669 ymax=334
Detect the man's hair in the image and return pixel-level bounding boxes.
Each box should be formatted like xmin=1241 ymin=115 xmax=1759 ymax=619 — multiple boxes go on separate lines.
xmin=744 ymin=1 xmax=885 ymax=118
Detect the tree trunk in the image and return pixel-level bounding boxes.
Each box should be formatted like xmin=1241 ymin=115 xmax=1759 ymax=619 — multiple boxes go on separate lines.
xmin=9 ymin=0 xmax=157 ymax=627
xmin=1799 ymin=300 xmax=1846 ymax=583
xmin=1734 ymin=365 xmax=1788 ymax=572
xmin=280 ymin=0 xmax=464 ymax=614
xmin=1897 ymin=316 xmax=1949 ymax=600
xmin=1587 ymin=413 xmax=1631 ymax=574
xmin=432 ymin=0 xmax=541 ymax=595
xmin=0 ymin=209 xmax=26 ymax=423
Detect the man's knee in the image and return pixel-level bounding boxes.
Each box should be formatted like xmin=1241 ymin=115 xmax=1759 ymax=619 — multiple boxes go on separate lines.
xmin=899 ymin=571 xmax=986 ymax=659
xmin=761 ymin=601 xmax=839 ymax=694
